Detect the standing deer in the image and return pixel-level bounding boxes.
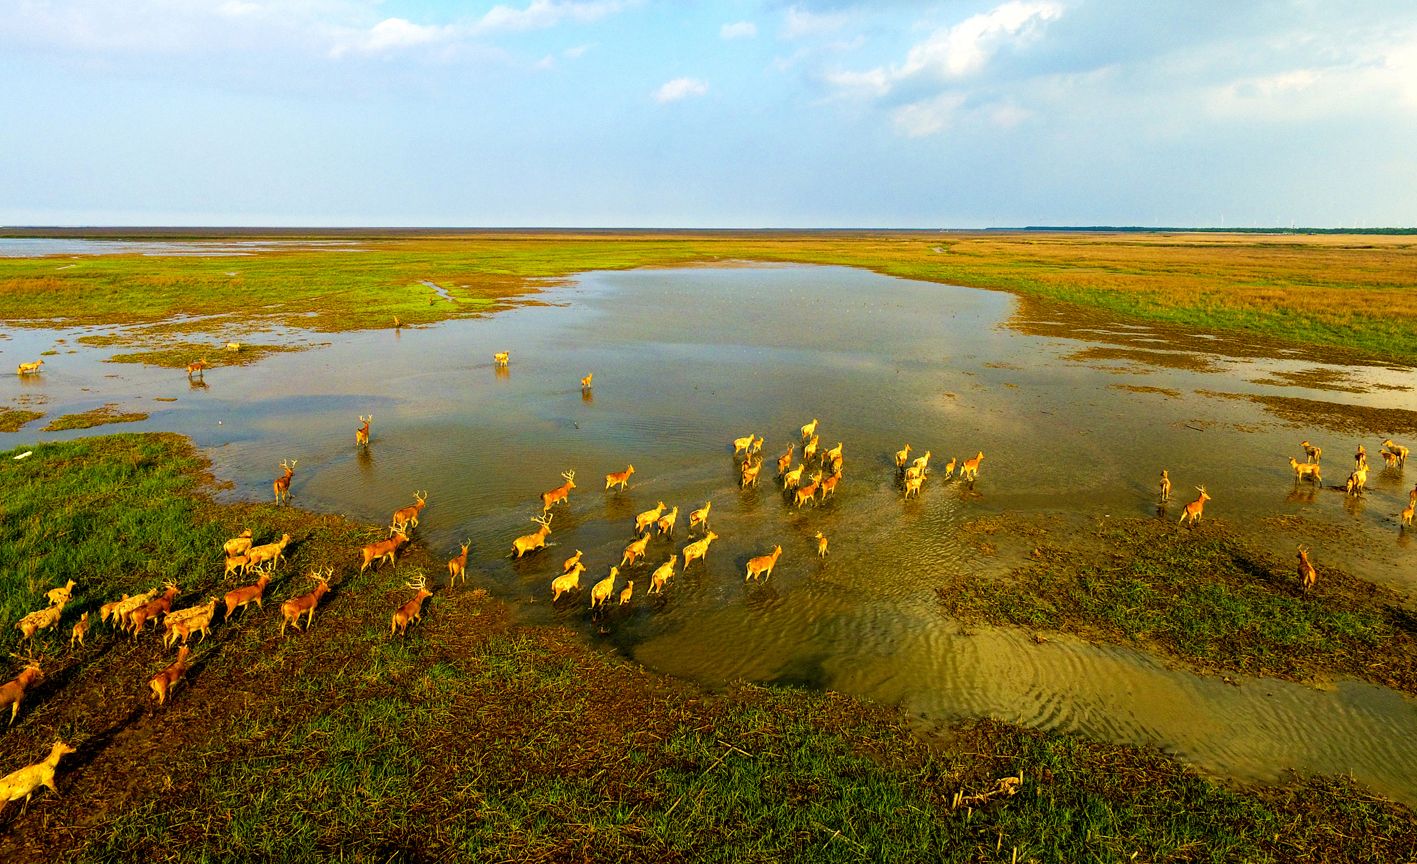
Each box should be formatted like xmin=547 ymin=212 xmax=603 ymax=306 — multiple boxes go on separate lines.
xmin=563 ymin=549 xmax=584 ymax=573
xmin=222 ymin=529 xmax=254 ymax=558
xmin=581 ymin=373 xmax=593 ymax=391
xmin=961 ymin=451 xmax=985 ymax=483
xmin=1159 ymin=469 xmax=1171 ymax=502
xmin=391 ymin=575 xmax=433 ymax=636
xmin=745 ymin=545 xmax=783 ymax=583
xmin=273 ymin=459 xmax=297 ymax=506
xmin=185 ymin=358 xmax=208 ymax=379
xmin=360 ymin=531 xmax=409 ymax=573
xmin=0 ymin=659 xmax=43 ymax=726
xmin=656 ymin=506 xmax=679 ymax=538
xmin=782 ymin=464 xmax=805 ymax=490
xmin=740 ymin=458 xmax=763 ymax=489
xmin=1355 ymin=445 xmax=1367 ymax=471
xmin=127 ymin=583 xmax=180 ymax=636
xmin=648 ymin=555 xmax=677 ymax=594
xmin=493 ymin=351 xmax=509 ymax=367
xmin=777 ymin=444 xmax=795 ymax=477
xmin=895 ymin=444 xmax=912 ymax=470
xmin=447 ymin=540 xmax=471 ymax=587
xmin=390 ymin=491 xmax=429 ymax=534
xmin=1179 ymin=486 xmax=1211 ymax=527
xmin=280 ymin=569 xmax=333 ymax=634
xmin=149 ymin=646 xmax=192 ymax=706
xmin=224 ymin=572 xmax=273 ymax=619
xmin=355 ymin=415 xmax=372 ymax=448
xmin=821 ymin=442 xmax=843 ymax=467
xmin=1383 ymin=439 xmax=1409 ymax=466
xmin=541 ymin=471 xmax=576 ymax=513
xmin=732 ymin=434 xmax=755 ymax=457
xmin=1300 ymin=440 xmax=1322 ymax=463
xmin=1297 ymin=546 xmax=1317 ymax=592
xmin=814 ymin=532 xmax=829 ymax=558
xmin=15 ymin=359 xmax=44 ymax=376
xmin=1288 ymin=458 xmax=1322 ymax=484
xmin=681 ymin=532 xmax=719 ymax=570
xmin=800 ymin=418 xmax=819 ymax=441
xmin=688 ymin=501 xmax=712 ymax=534
xmin=45 ymin=581 xmax=76 ymax=607
xmin=605 ymin=464 xmax=635 ymax=491
xmin=70 ymin=613 xmax=90 ymax=647
xmin=820 ymin=470 xmax=841 ymax=499
xmin=244 ymin=533 xmax=292 ymax=573
xmin=511 ymin=514 xmax=554 ymax=559
xmin=803 ymin=435 xmax=819 ymax=465
xmin=794 ymin=472 xmax=823 ymax=508
xmin=163 ymin=597 xmax=219 ymax=648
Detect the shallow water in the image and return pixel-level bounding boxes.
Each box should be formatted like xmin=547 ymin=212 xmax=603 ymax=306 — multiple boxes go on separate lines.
xmin=0 ymin=237 xmax=361 ymax=257
xmin=4 ymin=263 xmax=1417 ymax=802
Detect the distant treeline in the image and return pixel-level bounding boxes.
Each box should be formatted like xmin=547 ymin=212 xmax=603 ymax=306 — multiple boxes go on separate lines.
xmin=1015 ymin=226 xmax=1417 ymax=235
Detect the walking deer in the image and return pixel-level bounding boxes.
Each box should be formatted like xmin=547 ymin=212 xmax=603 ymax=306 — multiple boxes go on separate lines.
xmin=1179 ymin=486 xmax=1210 ymax=527
xmin=581 ymin=373 xmax=593 ymax=390
xmin=815 ymin=532 xmax=829 ymax=558
xmin=511 ymin=514 xmax=554 ymax=559
xmin=740 ymin=458 xmax=763 ymax=489
xmin=70 ymin=612 xmax=89 ymax=647
xmin=621 ymin=535 xmax=651 ymax=568
xmin=782 ymin=464 xmax=805 ymax=490
xmin=222 ymin=529 xmax=254 ymax=558
xmin=745 ymin=545 xmax=782 ymax=582
xmin=649 ymin=555 xmax=677 ymax=594
xmin=688 ymin=501 xmax=712 ymax=534
xmin=732 ymin=434 xmax=755 ymax=457
xmin=149 ymin=646 xmax=192 ymax=706
xmin=0 ymin=741 xmax=74 ymax=810
xmin=1383 ymin=439 xmax=1409 ymax=466
xmin=280 ymin=569 xmax=333 ymax=634
xmin=635 ymin=502 xmax=667 ymax=536
xmin=447 ymin=540 xmax=471 ymax=587
xmin=1300 ymin=440 xmax=1322 ymax=463
xmin=541 ymin=471 xmax=576 ymax=513
xmin=163 ymin=597 xmax=219 ymax=648
xmin=223 ymin=572 xmax=273 ymax=619
xmin=794 ymin=472 xmax=823 ymax=508
xmin=590 ymin=567 xmax=618 ymax=609
xmin=390 ymin=490 xmax=428 ymax=534
xmin=244 ymin=533 xmax=292 ymax=573
xmin=618 ymin=581 xmax=634 ymax=606
xmin=1288 ymin=457 xmax=1322 ymax=484
xmin=273 ymin=459 xmax=297 ymax=506
xmin=391 ymin=575 xmax=433 ymax=636
xmin=185 ymin=358 xmax=208 ymax=379
xmin=563 ymin=549 xmax=584 ymax=573
xmin=681 ymin=532 xmax=719 ymax=570
xmin=493 ymin=351 xmax=509 ymax=367
xmin=820 ymin=471 xmax=840 ymax=499
xmin=360 ymin=531 xmax=408 ymax=572
xmin=895 ymin=444 xmax=912 ymax=469
xmin=1159 ymin=469 xmax=1171 ymax=501
xmin=0 ymin=659 xmax=43 ymax=725
xmin=803 ymin=435 xmax=819 ymax=465
xmin=777 ymin=444 xmax=795 ymax=477
xmin=800 ymin=418 xmax=818 ymax=441
xmin=961 ymin=451 xmax=984 ymax=483
xmin=551 ymin=562 xmax=585 ymax=602
xmin=656 ymin=506 xmax=679 ymax=538
xmin=605 ymin=464 xmax=635 ymax=491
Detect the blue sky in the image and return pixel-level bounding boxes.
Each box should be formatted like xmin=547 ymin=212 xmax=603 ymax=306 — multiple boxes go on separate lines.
xmin=2 ymin=0 xmax=1414 ymax=227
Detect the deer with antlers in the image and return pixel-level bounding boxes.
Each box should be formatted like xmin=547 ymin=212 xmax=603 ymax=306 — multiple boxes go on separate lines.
xmin=273 ymin=459 xmax=297 ymax=506
xmin=103 ymin=589 xmax=155 ymax=628
xmin=551 ymin=562 xmax=586 ymax=603
xmin=447 ymin=540 xmax=471 ymax=588
xmin=223 ymin=572 xmax=273 ymax=620
xmin=648 ymin=555 xmax=677 ymax=594
xmin=149 ymin=646 xmax=192 ymax=707
xmin=356 ymin=415 xmax=372 ymax=448
xmin=794 ymin=472 xmax=824 ymax=508
xmin=390 ymin=491 xmax=429 ymax=535
xmin=541 ymin=470 xmax=576 ymax=513
xmin=0 ymin=658 xmax=43 ymax=726
xmin=656 ymin=505 xmax=679 ymax=538
xmin=1179 ymin=486 xmax=1211 ymax=527
xmin=681 ymin=532 xmax=719 ymax=570
xmin=163 ymin=597 xmax=219 ymax=648
xmin=511 ymin=514 xmax=554 ymax=559
xmin=1297 ymin=546 xmax=1317 ymax=592
xmin=15 ymin=359 xmax=43 ymax=376
xmin=360 ymin=531 xmax=409 ymax=573
xmin=0 ymin=740 xmax=75 ymax=811
xmin=222 ymin=529 xmax=254 ymax=558
xmin=745 ymin=545 xmax=783 ymax=583
xmin=186 ymin=358 xmax=209 ymax=380
xmin=820 ymin=470 xmax=841 ymax=500
xmin=1288 ymin=457 xmax=1322 ymax=484
xmin=635 ymin=501 xmax=668 ymax=536
xmin=688 ymin=501 xmax=712 ymax=534
xmin=391 ymin=575 xmax=433 ymax=637
xmin=281 ymin=569 xmax=333 ymax=634
xmin=605 ymin=464 xmax=635 ymax=492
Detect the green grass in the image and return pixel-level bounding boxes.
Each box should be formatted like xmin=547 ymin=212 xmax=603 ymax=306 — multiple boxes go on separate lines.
xmin=1 ymin=434 xmax=1413 ymax=863
xmin=940 ymin=519 xmax=1417 ymax=691
xmin=40 ymin=404 xmax=150 ymax=432
xmin=0 ymin=407 xmax=44 ymax=433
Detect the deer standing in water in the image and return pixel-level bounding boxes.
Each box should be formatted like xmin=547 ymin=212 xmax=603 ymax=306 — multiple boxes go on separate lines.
xmin=447 ymin=540 xmax=471 ymax=587
xmin=732 ymin=434 xmax=755 ymax=457
xmin=185 ymin=358 xmax=208 ymax=380
xmin=745 ymin=545 xmax=782 ymax=583
xmin=273 ymin=459 xmax=297 ymax=506
xmin=511 ymin=514 xmax=554 ymax=559
xmin=390 ymin=491 xmax=428 ymax=534
xmin=1288 ymin=458 xmax=1322 ymax=484
xmin=1300 ymin=440 xmax=1322 ymax=463
xmin=794 ymin=472 xmax=823 ymax=508
xmin=581 ymin=373 xmax=593 ymax=391
xmin=390 ymin=575 xmax=433 ymax=636
xmin=782 ymin=464 xmax=805 ymax=490
xmin=281 ymin=569 xmax=333 ymax=634
xmin=355 ymin=415 xmax=372 ymax=448
xmin=493 ymin=351 xmax=509 ymax=367
xmin=605 ymin=464 xmax=635 ymax=491
xmin=1297 ymin=546 xmax=1317 ymax=592
xmin=562 ymin=549 xmax=584 ymax=573
xmin=1179 ymin=486 xmax=1210 ymax=527
xmin=895 ymin=444 xmax=912 ymax=470
xmin=551 ymin=562 xmax=585 ymax=602
xmin=961 ymin=451 xmax=984 ymax=483
xmin=740 ymin=458 xmax=763 ymax=489
xmin=681 ymin=532 xmax=719 ymax=570
xmin=541 ymin=471 xmax=576 ymax=513
xmin=688 ymin=501 xmax=712 ymax=534
xmin=1383 ymin=438 xmax=1409 ymax=466
xmin=15 ymin=359 xmax=43 ymax=376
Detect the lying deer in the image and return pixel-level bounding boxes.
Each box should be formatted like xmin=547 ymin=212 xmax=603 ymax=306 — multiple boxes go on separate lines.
xmin=745 ymin=545 xmax=782 ymax=583
xmin=223 ymin=572 xmax=273 ymax=619
xmin=0 ymin=659 xmax=43 ymax=726
xmin=149 ymin=646 xmax=192 ymax=707
xmin=447 ymin=540 xmax=471 ymax=587
xmin=186 ymin=358 xmax=208 ymax=380
xmin=581 ymin=373 xmax=593 ymax=390
xmin=356 ymin=415 xmax=372 ymax=448
xmin=777 ymin=444 xmax=795 ymax=477
xmin=815 ymin=532 xmax=829 ymax=558
xmin=621 ymin=535 xmax=651 ymax=568
xmin=511 ymin=514 xmax=554 ymax=559
xmin=391 ymin=576 xmax=433 ymax=636
xmin=656 ymin=506 xmax=679 ymax=538
xmin=800 ymin=418 xmax=818 ymax=441
xmin=681 ymin=532 xmax=719 ymax=570
xmin=222 ymin=529 xmax=254 ymax=558
xmin=541 ymin=470 xmax=576 ymax=513
xmin=1179 ymin=486 xmax=1210 ymax=527
xmin=15 ymin=359 xmax=43 ymax=376
xmin=551 ymin=562 xmax=586 ymax=602
xmin=688 ymin=501 xmax=711 ymax=534
xmin=1297 ymin=546 xmax=1317 ymax=592
xmin=1159 ymin=469 xmax=1171 ymax=501
xmin=648 ymin=555 xmax=677 ymax=594
xmin=280 ymin=569 xmax=333 ymax=634
xmin=794 ymin=472 xmax=823 ymax=508
xmin=1300 ymin=440 xmax=1322 ymax=463
xmin=895 ymin=444 xmax=912 ymax=470
xmin=163 ymin=597 xmax=219 ymax=648
xmin=70 ymin=612 xmax=89 ymax=647
xmin=590 ymin=567 xmax=619 ymax=609
xmin=1288 ymin=457 xmax=1322 ymax=484
xmin=605 ymin=464 xmax=635 ymax=491
xmin=391 ymin=490 xmax=429 ymax=534
xmin=273 ymin=459 xmax=297 ymax=506
xmin=635 ymin=502 xmax=668 ymax=536
xmin=740 ymin=458 xmax=763 ymax=489
xmin=1383 ymin=438 xmax=1409 ymax=466
xmin=0 ymin=741 xmax=75 ymax=811
xmin=360 ymin=531 xmax=409 ymax=572
xmin=493 ymin=351 xmax=509 ymax=367
xmin=45 ymin=580 xmax=76 ymax=607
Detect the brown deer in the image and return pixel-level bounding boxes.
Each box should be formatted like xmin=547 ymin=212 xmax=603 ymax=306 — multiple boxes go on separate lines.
xmin=656 ymin=506 xmax=680 ymax=538
xmin=391 ymin=490 xmax=429 ymax=534
xmin=820 ymin=470 xmax=841 ymax=499
xmin=163 ymin=597 xmax=219 ymax=648
xmin=814 ymin=531 xmax=829 ymax=558
xmin=493 ymin=351 xmax=509 ymax=367
xmin=1403 ymin=501 xmax=1415 ymax=529
xmin=185 ymin=358 xmax=208 ymax=379
xmin=1288 ymin=457 xmax=1322 ymax=484
xmin=740 ymin=458 xmax=763 ymax=489
xmin=244 ymin=533 xmax=292 ymax=573
xmin=961 ymin=451 xmax=985 ymax=483
xmin=1297 ymin=546 xmax=1317 ymax=592
xmin=0 ymin=741 xmax=75 ymax=810
xmin=391 ymin=575 xmax=433 ymax=637
xmin=605 ymin=464 xmax=635 ymax=491
xmin=280 ymin=569 xmax=333 ymax=634
xmin=1383 ymin=439 xmax=1409 ymax=466
xmin=794 ymin=472 xmax=823 ymax=508
xmin=223 ymin=572 xmax=273 ymax=619
xmin=782 ymin=464 xmax=805 ymax=490
xmin=745 ymin=545 xmax=783 ymax=582
xmin=581 ymin=373 xmax=593 ymax=390
xmin=821 ymin=442 xmax=843 ymax=467
xmin=511 ymin=514 xmax=554 ymax=559
xmin=800 ymin=418 xmax=818 ymax=441
xmin=0 ymin=659 xmax=43 ymax=725
xmin=360 ymin=531 xmax=409 ymax=572
xmin=355 ymin=415 xmax=372 ymax=448
xmin=222 ymin=529 xmax=254 ymax=558
xmin=45 ymin=580 xmax=76 ymax=607
xmin=777 ymin=444 xmax=795 ymax=477
xmin=273 ymin=459 xmax=297 ymax=506
xmin=1179 ymin=486 xmax=1210 ymax=527
xmin=681 ymin=532 xmax=719 ymax=570
xmin=15 ymin=359 xmax=43 ymax=376
xmin=1300 ymin=440 xmax=1322 ymax=463
xmin=621 ymin=535 xmax=651 ymax=568
xmin=589 ymin=567 xmax=618 ymax=609
xmin=895 ymin=444 xmax=912 ymax=469
xmin=223 ymin=553 xmax=250 ymax=579
xmin=551 ymin=563 xmax=585 ymax=602
xmin=688 ymin=501 xmax=712 ymax=534
xmin=635 ymin=501 xmax=668 ymax=536
xmin=648 ymin=555 xmax=677 ymax=594
xmin=149 ymin=646 xmax=192 ymax=707
xmin=127 ymin=582 xmax=179 ymax=636
xmin=70 ymin=612 xmax=90 ymax=647
xmin=541 ymin=471 xmax=577 ymax=513
xmin=1159 ymin=469 xmax=1171 ymax=501
xmin=103 ymin=590 xmax=155 ymax=628
xmin=562 ymin=549 xmax=584 ymax=573
xmin=618 ymin=581 xmax=634 ymax=606
xmin=447 ymin=540 xmax=471 ymax=587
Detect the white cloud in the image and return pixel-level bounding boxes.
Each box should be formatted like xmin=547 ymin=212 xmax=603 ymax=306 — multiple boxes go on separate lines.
xmin=332 ymin=17 xmax=456 ymax=57
xmin=891 ymin=92 xmax=966 ymax=137
xmin=782 ymin=5 xmax=849 ymax=40
xmin=475 ymin=0 xmax=631 ymax=34
xmin=654 ymin=77 xmax=709 ymax=103
xmin=1209 ymin=34 xmax=1417 ymax=120
xmin=563 ymin=43 xmax=592 ymax=59
xmin=721 ymin=21 xmax=757 ymax=40
xmin=900 ymin=0 xmax=1063 ymax=80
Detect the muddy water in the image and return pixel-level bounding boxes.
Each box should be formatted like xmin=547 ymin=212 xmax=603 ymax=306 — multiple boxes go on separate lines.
xmin=4 ymin=263 xmax=1417 ymax=802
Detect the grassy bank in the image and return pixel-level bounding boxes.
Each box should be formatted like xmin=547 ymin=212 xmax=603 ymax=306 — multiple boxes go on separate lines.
xmin=40 ymin=403 xmax=149 ymax=432
xmin=939 ymin=517 xmax=1417 ymax=693
xmin=0 ymin=434 xmax=1414 ymax=862
xmin=4 ymin=232 xmax=1417 ymax=365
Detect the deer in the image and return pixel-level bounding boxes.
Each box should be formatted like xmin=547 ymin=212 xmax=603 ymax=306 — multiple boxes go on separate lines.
xmin=803 ymin=435 xmax=819 ymax=465
xmin=149 ymin=645 xmax=192 ymax=706
xmin=777 ymin=444 xmax=795 ymax=477
xmin=1179 ymin=486 xmax=1210 ymax=527
xmin=0 ymin=741 xmax=75 ymax=811
xmin=619 ymin=581 xmax=634 ymax=605
xmin=1300 ymin=440 xmax=1322 ymax=463
xmin=1383 ymin=439 xmax=1409 ymax=466
xmin=511 ymin=514 xmax=553 ymax=559
xmin=961 ymin=451 xmax=985 ymax=483
xmin=911 ymin=450 xmax=933 ymax=476
xmin=635 ymin=501 xmax=668 ymax=536
xmin=360 ymin=531 xmax=408 ymax=572
xmin=103 ymin=589 xmax=155 ymax=628
xmin=904 ymin=472 xmax=924 ymax=499
xmin=70 ymin=612 xmax=89 ymax=647
xmin=681 ymin=532 xmax=719 ymax=570
xmin=244 ymin=533 xmax=292 ymax=573
xmin=223 ymin=572 xmax=273 ymax=619
xmin=648 ymin=555 xmax=677 ymax=594
xmin=688 ymin=500 xmax=711 ymax=534
xmin=186 ymin=358 xmax=208 ymax=379
xmin=1288 ymin=457 xmax=1322 ymax=484
xmin=1345 ymin=466 xmax=1368 ymax=497
xmin=732 ymin=434 xmax=755 ymax=457
xmin=794 ymin=472 xmax=823 ymax=508
xmin=1355 ymin=445 xmax=1367 ymax=471
xmin=1297 ymin=546 xmax=1317 ymax=592
xmin=1159 ymin=469 xmax=1171 ymax=501
xmin=656 ymin=506 xmax=680 ymax=538
xmin=391 ymin=575 xmax=433 ymax=637
xmin=16 ymin=602 xmax=65 ymax=642
xmin=1382 ymin=450 xmax=1400 ymax=470
xmin=621 ymin=535 xmax=652 ymax=568
xmin=740 ymin=458 xmax=763 ymax=489
xmin=273 ymin=459 xmax=297 ymax=505
xmin=590 ymin=567 xmax=618 ymax=609
xmin=393 ymin=316 xmax=403 ymax=329
xmin=280 ymin=569 xmax=333 ymax=634
xmin=226 ymin=341 xmax=242 ymax=352
xmin=749 ymin=435 xmax=764 ymax=456
xmin=605 ymin=464 xmax=635 ymax=491
xmin=821 ymin=442 xmax=843 ymax=467
xmin=493 ymin=351 xmax=509 ymax=367
xmin=45 ymin=580 xmax=76 ymax=607
xmin=895 ymin=444 xmax=912 ymax=470
xmin=356 ymin=415 xmax=372 ymax=448
xmin=800 ymin=418 xmax=818 ymax=441
xmin=1402 ymin=501 xmax=1415 ymax=529
xmin=222 ymin=529 xmax=254 ymax=558
xmin=551 ymin=562 xmax=586 ymax=602
xmin=223 ymin=553 xmax=250 ymax=579
xmin=745 ymin=545 xmax=783 ymax=583
xmin=15 ymin=359 xmax=43 ymax=376
xmin=0 ymin=658 xmax=43 ymax=725
xmin=782 ymin=464 xmax=805 ymax=491
xmin=127 ymin=583 xmax=179 ymax=636
xmin=163 ymin=597 xmax=219 ymax=648
xmin=562 ymin=549 xmax=584 ymax=573
xmin=814 ymin=531 xmax=829 ymax=558
xmin=581 ymin=373 xmax=593 ymax=390
xmin=447 ymin=540 xmax=471 ymax=587
xmin=820 ymin=471 xmax=841 ymax=499
xmin=541 ymin=471 xmax=576 ymax=513
xmin=391 ymin=491 xmax=429 ymax=534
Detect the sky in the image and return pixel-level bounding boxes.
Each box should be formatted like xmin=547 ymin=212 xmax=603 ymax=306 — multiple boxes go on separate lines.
xmin=2 ymin=0 xmax=1415 ymax=228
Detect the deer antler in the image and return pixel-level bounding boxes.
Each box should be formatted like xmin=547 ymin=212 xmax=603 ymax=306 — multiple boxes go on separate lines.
xmin=406 ymin=573 xmax=429 ymax=591
xmin=562 ymin=470 xmax=575 ymax=481
xmin=532 ymin=513 xmax=553 ymax=527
